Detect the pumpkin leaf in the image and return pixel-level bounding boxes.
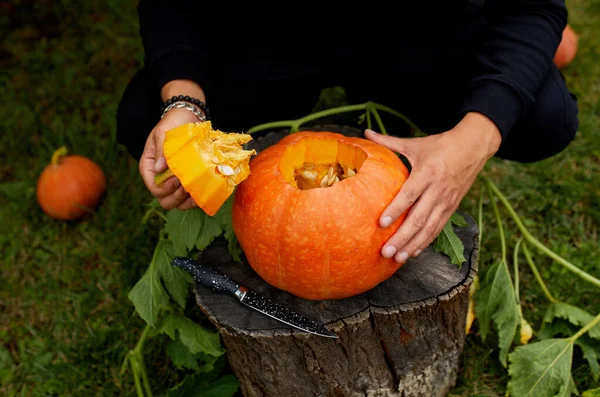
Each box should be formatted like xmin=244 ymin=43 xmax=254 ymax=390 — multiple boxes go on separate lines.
xmin=128 ymin=239 xmax=192 ymax=324
xmin=474 ymin=260 xmax=519 ymax=367
xmin=158 ymin=312 xmax=224 ymax=357
xmin=507 ymin=338 xmax=577 ymax=397
xmin=450 ymin=212 xmax=468 ymax=227
xmin=582 ymin=388 xmax=600 ymax=397
xmin=214 ymin=196 xmax=242 ymax=262
xmin=166 ymin=374 xmax=240 ymax=397
xmin=432 ymin=219 xmax=466 ymax=267
xmin=195 ymin=211 xmax=223 ymax=252
xmin=167 ymin=337 xmax=201 ymax=371
xmin=128 ymin=256 xmax=170 ymax=327
xmin=575 ymin=337 xmax=600 ymax=381
xmin=165 ymin=209 xmax=205 ymax=256
xmin=544 ymin=302 xmax=600 ymax=340
xmin=154 ymin=239 xmax=191 ymax=309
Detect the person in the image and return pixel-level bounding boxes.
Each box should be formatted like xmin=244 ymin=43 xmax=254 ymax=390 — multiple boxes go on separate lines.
xmin=117 ymin=0 xmax=578 ymax=266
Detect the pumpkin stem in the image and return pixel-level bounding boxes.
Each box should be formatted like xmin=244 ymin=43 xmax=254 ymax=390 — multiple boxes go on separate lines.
xmin=154 ymin=168 xmax=175 ymax=187
xmin=51 ymin=146 xmax=69 ymax=166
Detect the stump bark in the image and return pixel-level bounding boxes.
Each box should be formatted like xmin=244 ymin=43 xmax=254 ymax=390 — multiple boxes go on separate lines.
xmin=193 ymin=126 xmax=479 ymax=397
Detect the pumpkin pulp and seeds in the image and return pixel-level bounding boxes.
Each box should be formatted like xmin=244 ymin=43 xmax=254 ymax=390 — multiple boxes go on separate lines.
xmin=293 ymin=162 xmax=357 ymax=190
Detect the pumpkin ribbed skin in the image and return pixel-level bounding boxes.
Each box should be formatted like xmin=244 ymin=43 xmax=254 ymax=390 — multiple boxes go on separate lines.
xmin=232 ymin=131 xmax=410 ymax=300
xmin=37 ymin=152 xmax=106 ymax=221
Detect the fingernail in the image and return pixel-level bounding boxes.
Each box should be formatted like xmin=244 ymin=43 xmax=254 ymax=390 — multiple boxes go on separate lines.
xmin=396 ymin=251 xmax=409 ymax=263
xmin=154 ymin=157 xmax=166 ymax=172
xmin=383 ymin=245 xmax=397 ymax=258
xmin=413 ymin=249 xmax=422 ymax=257
xmin=366 ymin=129 xmax=378 ymax=134
xmin=381 ymin=216 xmax=393 ymax=228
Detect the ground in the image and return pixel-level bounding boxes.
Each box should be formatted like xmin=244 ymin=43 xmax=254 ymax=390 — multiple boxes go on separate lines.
xmin=1 ymin=1 xmax=598 ymax=396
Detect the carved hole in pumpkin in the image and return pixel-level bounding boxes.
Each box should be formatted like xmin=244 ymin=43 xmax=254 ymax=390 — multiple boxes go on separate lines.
xmin=279 ymin=137 xmax=367 ymax=190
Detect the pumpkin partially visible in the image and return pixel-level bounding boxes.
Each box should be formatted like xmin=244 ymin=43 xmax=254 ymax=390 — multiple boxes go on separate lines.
xmin=156 ymin=121 xmax=256 ymax=216
xmin=36 ymin=146 xmax=106 ymax=221
xmin=553 ymin=24 xmax=578 ymax=69
xmin=232 ymin=131 xmax=410 ymax=300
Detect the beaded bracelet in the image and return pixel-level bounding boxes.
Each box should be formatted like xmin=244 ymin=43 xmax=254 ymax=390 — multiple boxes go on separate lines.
xmin=160 ymin=95 xmax=211 ymax=121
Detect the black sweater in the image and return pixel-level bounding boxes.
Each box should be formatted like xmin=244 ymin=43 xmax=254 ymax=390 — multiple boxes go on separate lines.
xmin=136 ymin=1 xmax=567 ymax=139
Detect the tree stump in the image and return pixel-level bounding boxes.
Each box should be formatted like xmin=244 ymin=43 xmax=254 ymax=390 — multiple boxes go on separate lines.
xmin=193 ymin=126 xmax=479 ymax=397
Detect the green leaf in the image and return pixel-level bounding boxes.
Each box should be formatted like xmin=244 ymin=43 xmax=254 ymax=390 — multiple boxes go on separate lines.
xmin=214 ymin=196 xmax=242 ymax=262
xmin=507 ymin=338 xmax=575 ymax=397
xmin=432 ymin=219 xmax=466 ymax=267
xmin=158 ymin=313 xmax=224 ymax=357
xmin=575 ymin=337 xmax=600 ymax=381
xmin=153 ymin=239 xmax=191 ymax=308
xmin=128 ymin=261 xmax=170 ymax=327
xmin=166 ymin=208 xmax=207 ymax=255
xmin=196 ymin=212 xmax=223 ymax=251
xmin=450 ymin=212 xmax=468 ymax=227
xmin=166 ymin=374 xmax=240 ymax=397
xmin=544 ymin=302 xmax=600 ymax=340
xmin=474 ymin=260 xmax=519 ymax=367
xmin=167 ymin=337 xmax=200 ymax=371
xmin=582 ymin=388 xmax=600 ymax=397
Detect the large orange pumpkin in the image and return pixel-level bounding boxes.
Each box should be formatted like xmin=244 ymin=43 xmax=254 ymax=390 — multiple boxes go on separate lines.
xmin=36 ymin=146 xmax=106 ymax=221
xmin=553 ymin=24 xmax=578 ymax=69
xmin=232 ymin=131 xmax=410 ymax=300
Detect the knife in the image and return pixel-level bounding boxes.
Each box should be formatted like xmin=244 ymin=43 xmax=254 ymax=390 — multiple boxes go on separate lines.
xmin=172 ymin=257 xmax=338 ymax=338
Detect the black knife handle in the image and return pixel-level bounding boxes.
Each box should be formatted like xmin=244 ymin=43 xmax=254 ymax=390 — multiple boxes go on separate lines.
xmin=172 ymin=257 xmax=240 ymax=295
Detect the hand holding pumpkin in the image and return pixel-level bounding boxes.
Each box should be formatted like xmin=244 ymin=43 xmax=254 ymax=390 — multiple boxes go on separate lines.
xmin=365 ymin=112 xmax=502 ymax=264
xmin=139 ymin=108 xmax=200 ymax=210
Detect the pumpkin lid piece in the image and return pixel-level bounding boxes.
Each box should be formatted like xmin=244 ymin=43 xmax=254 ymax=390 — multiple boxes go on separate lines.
xmin=161 ymin=121 xmax=256 ymax=216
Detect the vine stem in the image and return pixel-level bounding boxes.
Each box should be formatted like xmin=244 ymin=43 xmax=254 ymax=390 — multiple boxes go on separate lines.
xmin=513 ymin=238 xmax=523 ymax=304
xmin=484 ymin=179 xmax=507 ymax=263
xmin=570 ymin=311 xmax=600 ymax=341
xmin=484 ymin=176 xmax=600 ymax=289
xmin=522 ymin=243 xmax=557 ymax=303
xmin=246 ymin=101 xmax=425 ymax=135
xmin=246 ymin=103 xmax=368 ymax=134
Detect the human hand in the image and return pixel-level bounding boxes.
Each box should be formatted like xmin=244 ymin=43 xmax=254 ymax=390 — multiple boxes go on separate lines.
xmin=364 ymin=112 xmax=502 ymax=264
xmin=139 ymin=79 xmax=206 ymax=210
xmin=139 ymin=108 xmax=200 ymax=210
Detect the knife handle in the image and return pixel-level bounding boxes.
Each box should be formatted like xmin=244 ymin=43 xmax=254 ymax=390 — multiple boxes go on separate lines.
xmin=172 ymin=257 xmax=240 ymax=295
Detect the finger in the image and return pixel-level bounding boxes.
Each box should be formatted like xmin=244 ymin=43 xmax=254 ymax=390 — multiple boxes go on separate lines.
xmin=414 ymin=209 xmax=455 ymax=255
xmin=153 ymin=128 xmax=168 ymax=173
xmin=379 ymin=170 xmax=430 ymax=228
xmin=393 ymin=206 xmax=447 ymax=263
xmin=176 ymin=196 xmax=198 ymax=211
xmin=364 ymin=129 xmax=413 ymax=157
xmin=158 ymin=185 xmax=191 ymax=210
xmin=381 ymin=186 xmax=437 ymax=260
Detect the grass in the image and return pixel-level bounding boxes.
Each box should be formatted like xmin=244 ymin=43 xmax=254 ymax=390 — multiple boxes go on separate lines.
xmin=1 ymin=0 xmax=598 ymax=395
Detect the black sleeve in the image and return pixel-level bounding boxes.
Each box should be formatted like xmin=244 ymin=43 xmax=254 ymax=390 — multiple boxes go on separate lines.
xmin=137 ymin=0 xmax=211 ymax=95
xmin=457 ymin=0 xmax=567 ymax=139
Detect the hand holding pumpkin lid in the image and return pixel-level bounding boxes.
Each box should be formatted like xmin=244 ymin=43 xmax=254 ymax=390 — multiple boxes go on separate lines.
xmin=155 ymin=121 xmax=256 ymax=216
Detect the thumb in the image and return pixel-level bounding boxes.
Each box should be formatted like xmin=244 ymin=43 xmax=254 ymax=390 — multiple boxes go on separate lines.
xmin=154 ymin=129 xmax=167 ymax=173
xmin=364 ymin=129 xmax=413 ymax=157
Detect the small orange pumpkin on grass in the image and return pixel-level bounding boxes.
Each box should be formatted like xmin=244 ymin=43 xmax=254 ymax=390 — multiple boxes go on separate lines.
xmin=36 ymin=146 xmax=106 ymax=221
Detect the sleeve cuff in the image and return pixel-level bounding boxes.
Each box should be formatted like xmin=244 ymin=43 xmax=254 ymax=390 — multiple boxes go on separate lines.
xmin=148 ymin=50 xmax=211 ymax=97
xmin=457 ymin=79 xmax=523 ymax=140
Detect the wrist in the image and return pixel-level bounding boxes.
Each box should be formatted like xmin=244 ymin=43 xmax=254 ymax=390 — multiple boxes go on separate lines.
xmin=454 ymin=112 xmax=502 ymax=158
xmin=161 ymin=79 xmax=206 ymax=103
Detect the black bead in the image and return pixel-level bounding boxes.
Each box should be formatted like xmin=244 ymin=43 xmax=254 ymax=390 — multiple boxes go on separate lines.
xmin=177 ymin=95 xmax=184 ymax=100
xmin=184 ymin=95 xmax=191 ymax=102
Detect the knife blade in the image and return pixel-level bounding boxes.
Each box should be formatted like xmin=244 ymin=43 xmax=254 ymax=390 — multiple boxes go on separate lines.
xmin=172 ymin=257 xmax=338 ymax=338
